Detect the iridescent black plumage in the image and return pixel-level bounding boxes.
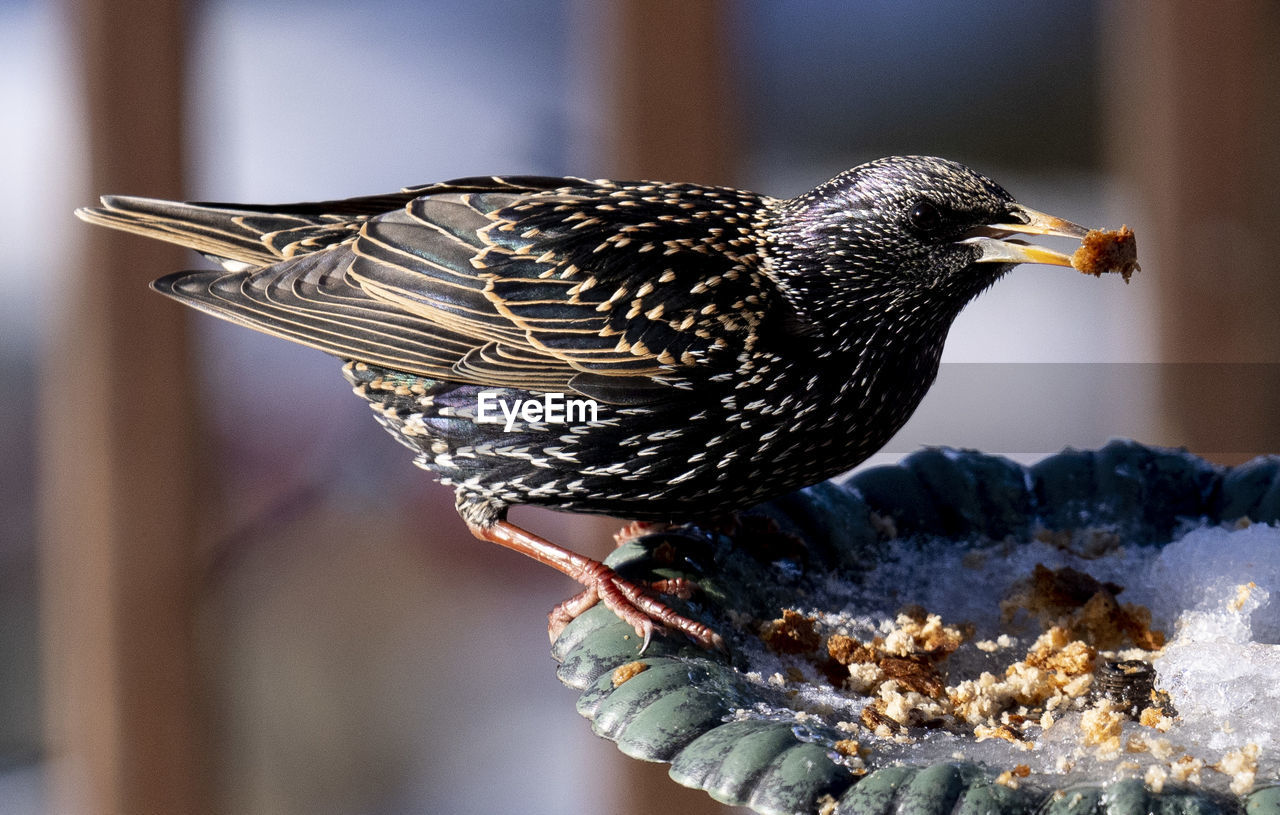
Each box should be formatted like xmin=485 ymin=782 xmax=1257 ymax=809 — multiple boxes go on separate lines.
xmin=76 ymin=156 xmax=1107 ymax=647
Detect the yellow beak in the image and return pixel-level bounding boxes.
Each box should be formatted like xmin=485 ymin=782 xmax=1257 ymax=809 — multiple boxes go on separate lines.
xmin=963 ymin=205 xmax=1090 ymax=268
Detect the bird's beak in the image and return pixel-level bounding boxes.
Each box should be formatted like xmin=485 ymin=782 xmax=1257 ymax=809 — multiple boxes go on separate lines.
xmin=961 ymin=205 xmax=1090 ymax=268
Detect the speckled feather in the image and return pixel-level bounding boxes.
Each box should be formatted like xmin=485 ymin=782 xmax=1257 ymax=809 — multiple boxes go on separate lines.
xmin=77 ymin=157 xmax=1035 ymax=528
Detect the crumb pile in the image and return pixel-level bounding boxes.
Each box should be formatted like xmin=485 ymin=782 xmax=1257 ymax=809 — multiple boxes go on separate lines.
xmin=734 ymin=521 xmax=1280 ymax=795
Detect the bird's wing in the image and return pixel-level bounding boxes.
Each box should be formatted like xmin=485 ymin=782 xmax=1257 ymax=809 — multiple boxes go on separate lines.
xmin=151 ymin=249 xmax=490 ymax=380
xmin=76 ymin=176 xmax=575 ymax=270
xmin=348 ymin=179 xmax=778 ymax=398
xmin=82 ymin=177 xmax=779 ymax=401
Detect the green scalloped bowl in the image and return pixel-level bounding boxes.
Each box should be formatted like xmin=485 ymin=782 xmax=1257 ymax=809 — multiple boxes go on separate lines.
xmin=551 ymin=441 xmax=1280 ymax=815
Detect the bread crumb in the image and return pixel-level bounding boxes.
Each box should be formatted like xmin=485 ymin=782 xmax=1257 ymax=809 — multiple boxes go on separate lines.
xmin=828 ymin=634 xmax=876 ymax=665
xmin=761 ymin=609 xmax=822 ymax=654
xmin=1139 ymin=706 xmax=1174 ymax=732
xmin=975 ymin=724 xmax=1029 ymax=747
xmin=1080 ymin=699 xmax=1124 ymax=754
xmin=993 ymin=765 xmax=1032 ymax=787
xmin=879 ymin=684 xmax=948 ymax=727
xmin=880 ymin=656 xmax=945 ymax=697
xmin=975 ymin=635 xmax=1017 ymax=652
xmin=1033 ymin=526 xmax=1123 ymax=559
xmin=1169 ymin=754 xmax=1205 ymax=785
xmin=1216 ymin=744 xmax=1259 ymax=795
xmin=1005 ymin=564 xmax=1164 ymax=651
xmin=1145 ymin=764 xmax=1168 ymax=793
xmin=845 ymin=662 xmax=884 ymax=695
xmin=860 ymin=704 xmax=902 ymax=735
xmin=994 ymin=770 xmax=1020 ymax=788
xmin=1071 ymin=226 xmax=1139 ymax=282
xmin=611 ymin=661 xmax=648 ymax=687
xmin=1040 ymin=710 xmax=1056 ymax=731
xmin=826 ymin=614 xmax=965 ymax=719
xmin=832 ymin=738 xmax=861 ymax=757
xmin=951 ymin=625 xmax=1098 ymax=728
xmin=1147 ymin=738 xmax=1175 ymax=761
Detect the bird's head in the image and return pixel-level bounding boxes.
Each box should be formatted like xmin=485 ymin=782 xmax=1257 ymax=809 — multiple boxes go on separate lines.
xmin=764 ymin=155 xmax=1087 ymax=334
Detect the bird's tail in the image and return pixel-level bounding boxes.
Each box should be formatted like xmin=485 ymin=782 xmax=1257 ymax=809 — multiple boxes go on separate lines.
xmin=74 ymin=191 xmax=419 ymax=270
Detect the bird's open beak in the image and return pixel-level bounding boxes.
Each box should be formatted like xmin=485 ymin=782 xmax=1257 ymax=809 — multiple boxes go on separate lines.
xmin=961 ymin=205 xmax=1090 ymax=267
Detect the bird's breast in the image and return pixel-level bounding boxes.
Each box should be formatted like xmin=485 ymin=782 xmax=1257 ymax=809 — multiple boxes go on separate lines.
xmin=341 ymin=327 xmax=945 ymax=518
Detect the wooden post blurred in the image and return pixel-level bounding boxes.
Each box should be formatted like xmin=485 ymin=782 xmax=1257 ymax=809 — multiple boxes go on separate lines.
xmin=598 ymin=0 xmax=738 ymax=187
xmin=589 ymin=3 xmax=744 ymax=813
xmin=40 ymin=0 xmax=211 ymax=813
xmin=1103 ymin=1 xmax=1280 ymax=463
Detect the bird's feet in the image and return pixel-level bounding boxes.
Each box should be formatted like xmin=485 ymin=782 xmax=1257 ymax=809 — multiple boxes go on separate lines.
xmin=466 ymin=518 xmax=723 ymax=652
xmin=547 ymin=561 xmax=723 ymax=652
xmin=611 ymin=520 xmax=672 ymax=547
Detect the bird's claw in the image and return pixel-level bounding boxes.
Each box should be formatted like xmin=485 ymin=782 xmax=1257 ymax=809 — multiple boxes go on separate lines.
xmin=611 ymin=520 xmax=672 ymax=547
xmin=546 ymin=564 xmax=723 ymax=652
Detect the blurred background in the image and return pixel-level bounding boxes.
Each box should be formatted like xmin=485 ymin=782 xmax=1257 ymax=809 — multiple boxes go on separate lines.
xmin=3 ymin=1 xmax=1278 ymax=813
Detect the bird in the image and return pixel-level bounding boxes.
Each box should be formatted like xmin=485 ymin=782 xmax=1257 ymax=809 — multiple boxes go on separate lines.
xmin=76 ymin=155 xmax=1121 ymax=651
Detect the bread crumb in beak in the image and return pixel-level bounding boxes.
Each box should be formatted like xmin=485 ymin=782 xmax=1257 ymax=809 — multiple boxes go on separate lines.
xmin=1072 ymin=226 xmax=1139 ymax=282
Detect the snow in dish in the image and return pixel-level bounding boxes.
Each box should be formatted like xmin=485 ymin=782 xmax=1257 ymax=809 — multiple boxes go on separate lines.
xmin=735 ymin=521 xmax=1280 ymax=795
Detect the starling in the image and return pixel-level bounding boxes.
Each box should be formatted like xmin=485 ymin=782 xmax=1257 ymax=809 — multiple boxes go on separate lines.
xmin=76 ymin=156 xmax=1131 ymax=649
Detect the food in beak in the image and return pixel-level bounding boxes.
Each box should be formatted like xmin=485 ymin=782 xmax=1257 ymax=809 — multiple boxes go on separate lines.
xmin=1071 ymin=226 xmax=1139 ymax=282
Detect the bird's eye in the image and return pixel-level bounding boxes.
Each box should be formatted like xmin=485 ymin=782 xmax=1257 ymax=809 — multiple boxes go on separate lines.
xmin=908 ymin=200 xmax=944 ymax=234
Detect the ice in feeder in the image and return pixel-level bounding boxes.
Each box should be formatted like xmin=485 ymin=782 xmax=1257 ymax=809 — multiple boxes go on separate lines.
xmin=736 ymin=518 xmax=1280 ymax=795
